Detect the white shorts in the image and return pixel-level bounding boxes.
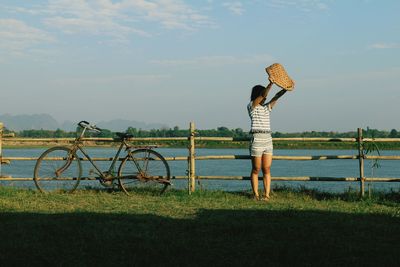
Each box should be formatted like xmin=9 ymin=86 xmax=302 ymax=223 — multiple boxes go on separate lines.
xmin=249 ymin=133 xmax=273 ymax=157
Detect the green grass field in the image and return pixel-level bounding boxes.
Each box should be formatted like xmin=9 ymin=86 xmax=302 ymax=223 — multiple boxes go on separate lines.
xmin=0 ymin=187 xmax=399 ymax=266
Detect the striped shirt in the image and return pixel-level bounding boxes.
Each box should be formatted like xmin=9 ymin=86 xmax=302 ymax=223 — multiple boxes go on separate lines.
xmin=247 ymin=102 xmax=272 ymax=132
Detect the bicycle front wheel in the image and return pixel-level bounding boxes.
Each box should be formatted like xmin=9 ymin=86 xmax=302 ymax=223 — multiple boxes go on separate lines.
xmin=118 ymin=149 xmax=171 ymax=195
xmin=34 ymin=146 xmax=82 ymax=193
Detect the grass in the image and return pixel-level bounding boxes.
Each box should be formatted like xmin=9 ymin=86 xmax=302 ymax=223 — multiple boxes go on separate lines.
xmin=0 ymin=186 xmax=399 ymax=266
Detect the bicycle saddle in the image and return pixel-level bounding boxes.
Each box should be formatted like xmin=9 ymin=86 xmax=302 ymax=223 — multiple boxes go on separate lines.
xmin=116 ymin=132 xmax=133 ymax=139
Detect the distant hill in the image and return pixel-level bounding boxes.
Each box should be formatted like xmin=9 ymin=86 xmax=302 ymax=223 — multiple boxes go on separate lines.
xmin=0 ymin=114 xmax=59 ymax=131
xmin=0 ymin=114 xmax=168 ymax=131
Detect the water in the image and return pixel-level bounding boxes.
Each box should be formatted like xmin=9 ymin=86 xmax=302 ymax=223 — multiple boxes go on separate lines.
xmin=1 ymin=147 xmax=399 ymax=193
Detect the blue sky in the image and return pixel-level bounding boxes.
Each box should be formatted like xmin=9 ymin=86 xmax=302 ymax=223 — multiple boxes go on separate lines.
xmin=1 ymin=0 xmax=399 ymax=132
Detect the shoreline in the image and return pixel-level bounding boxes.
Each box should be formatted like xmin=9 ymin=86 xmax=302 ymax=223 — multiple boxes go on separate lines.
xmin=3 ymin=141 xmax=400 ymax=150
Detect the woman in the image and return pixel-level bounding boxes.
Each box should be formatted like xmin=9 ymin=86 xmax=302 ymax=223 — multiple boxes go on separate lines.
xmin=247 ymin=82 xmax=287 ymax=200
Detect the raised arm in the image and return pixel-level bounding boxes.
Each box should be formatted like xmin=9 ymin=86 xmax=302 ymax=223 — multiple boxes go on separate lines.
xmin=251 ymin=82 xmax=273 ymax=109
xmin=268 ymin=89 xmax=287 ymax=109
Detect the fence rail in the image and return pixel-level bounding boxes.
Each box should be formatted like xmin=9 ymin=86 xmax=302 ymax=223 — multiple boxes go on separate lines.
xmin=1 ymin=122 xmax=400 ymax=196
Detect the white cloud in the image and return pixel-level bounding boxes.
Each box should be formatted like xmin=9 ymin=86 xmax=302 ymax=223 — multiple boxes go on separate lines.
xmin=301 ymin=67 xmax=400 ymax=91
xmin=150 ymin=54 xmax=274 ymax=67
xmin=3 ymin=1 xmax=215 ymax=43
xmin=130 ymin=0 xmax=214 ymax=30
xmin=223 ymin=2 xmax=245 ymax=15
xmin=42 ymin=0 xmax=149 ymax=39
xmin=0 ymin=19 xmax=55 ymax=56
xmin=266 ymin=0 xmax=330 ymax=11
xmin=368 ymin=43 xmax=400 ymax=49
xmin=40 ymin=0 xmax=214 ymax=39
xmin=52 ymin=73 xmax=171 ymax=88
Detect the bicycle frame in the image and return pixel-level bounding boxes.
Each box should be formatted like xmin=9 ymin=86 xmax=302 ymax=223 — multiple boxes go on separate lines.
xmin=76 ymin=142 xmax=125 ymax=180
xmin=69 ymin=127 xmax=129 ymax=181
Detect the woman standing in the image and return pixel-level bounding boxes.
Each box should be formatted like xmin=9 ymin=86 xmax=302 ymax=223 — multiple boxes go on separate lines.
xmin=247 ymin=82 xmax=287 ymax=200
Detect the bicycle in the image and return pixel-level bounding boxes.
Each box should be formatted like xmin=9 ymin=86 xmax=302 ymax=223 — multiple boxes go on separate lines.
xmin=33 ymin=121 xmax=171 ymax=194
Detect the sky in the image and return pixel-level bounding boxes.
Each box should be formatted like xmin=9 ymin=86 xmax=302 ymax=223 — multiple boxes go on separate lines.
xmin=1 ymin=0 xmax=399 ymax=132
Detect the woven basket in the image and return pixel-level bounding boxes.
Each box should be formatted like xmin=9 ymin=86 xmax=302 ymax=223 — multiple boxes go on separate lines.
xmin=265 ymin=63 xmax=294 ymax=91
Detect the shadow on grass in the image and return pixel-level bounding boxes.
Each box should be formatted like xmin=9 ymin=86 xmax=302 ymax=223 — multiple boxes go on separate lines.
xmin=1 ymin=208 xmax=399 ymax=266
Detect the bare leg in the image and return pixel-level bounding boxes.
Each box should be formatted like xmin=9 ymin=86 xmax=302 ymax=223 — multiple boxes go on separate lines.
xmin=261 ymin=154 xmax=272 ymax=198
xmin=250 ymin=156 xmax=261 ymax=198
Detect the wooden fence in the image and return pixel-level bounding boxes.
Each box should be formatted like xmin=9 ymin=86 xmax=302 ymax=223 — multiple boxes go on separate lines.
xmin=1 ymin=122 xmax=399 ymax=196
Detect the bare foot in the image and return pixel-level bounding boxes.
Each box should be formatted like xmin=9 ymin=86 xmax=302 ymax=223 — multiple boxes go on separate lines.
xmin=260 ymin=195 xmax=270 ymax=201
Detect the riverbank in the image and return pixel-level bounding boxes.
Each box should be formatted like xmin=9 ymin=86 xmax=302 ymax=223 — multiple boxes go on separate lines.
xmin=4 ymin=140 xmax=400 ymax=150
xmin=0 ymin=187 xmax=399 ymax=266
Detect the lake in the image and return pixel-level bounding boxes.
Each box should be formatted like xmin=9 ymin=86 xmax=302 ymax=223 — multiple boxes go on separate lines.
xmin=1 ymin=147 xmax=399 ymax=193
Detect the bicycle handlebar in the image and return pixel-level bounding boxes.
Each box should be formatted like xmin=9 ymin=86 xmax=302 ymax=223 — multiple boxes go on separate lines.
xmin=78 ymin=121 xmax=102 ymax=133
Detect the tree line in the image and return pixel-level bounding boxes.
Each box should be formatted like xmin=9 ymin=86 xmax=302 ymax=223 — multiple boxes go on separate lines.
xmin=4 ymin=126 xmax=400 ymax=139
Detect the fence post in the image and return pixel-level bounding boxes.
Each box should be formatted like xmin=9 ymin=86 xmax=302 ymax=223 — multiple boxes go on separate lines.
xmin=188 ymin=122 xmax=196 ymax=193
xmin=357 ymin=128 xmax=365 ymax=197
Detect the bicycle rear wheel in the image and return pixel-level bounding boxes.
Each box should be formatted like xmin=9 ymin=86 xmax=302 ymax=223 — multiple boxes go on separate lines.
xmin=118 ymin=149 xmax=171 ymax=195
xmin=34 ymin=146 xmax=82 ymax=193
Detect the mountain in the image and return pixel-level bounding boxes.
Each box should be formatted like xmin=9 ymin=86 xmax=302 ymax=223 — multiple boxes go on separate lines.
xmin=0 ymin=113 xmax=59 ymax=131
xmin=0 ymin=114 xmax=168 ymax=131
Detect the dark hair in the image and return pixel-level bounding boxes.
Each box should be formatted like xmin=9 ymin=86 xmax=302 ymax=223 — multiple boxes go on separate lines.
xmin=250 ymin=85 xmax=266 ymax=101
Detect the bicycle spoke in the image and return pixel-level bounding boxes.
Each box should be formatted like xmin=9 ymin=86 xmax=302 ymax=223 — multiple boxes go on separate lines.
xmin=34 ymin=147 xmax=81 ymax=193
xmin=118 ymin=149 xmax=170 ymax=195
